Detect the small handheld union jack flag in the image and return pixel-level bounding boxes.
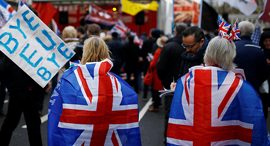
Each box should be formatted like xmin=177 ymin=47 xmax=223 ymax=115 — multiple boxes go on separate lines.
xmin=228 ymin=23 xmax=240 ymax=42
xmin=218 ymin=20 xmax=230 ymax=39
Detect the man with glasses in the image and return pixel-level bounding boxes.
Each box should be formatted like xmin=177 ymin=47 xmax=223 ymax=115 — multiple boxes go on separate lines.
xmin=179 ymin=26 xmax=209 ymax=77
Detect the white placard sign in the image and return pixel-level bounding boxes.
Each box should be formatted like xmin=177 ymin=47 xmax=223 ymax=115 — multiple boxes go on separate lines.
xmin=0 ymin=5 xmax=75 ymax=88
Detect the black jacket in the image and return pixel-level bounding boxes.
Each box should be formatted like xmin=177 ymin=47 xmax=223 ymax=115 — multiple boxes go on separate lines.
xmin=123 ymin=42 xmax=141 ymax=71
xmin=71 ymin=34 xmax=88 ymax=61
xmin=0 ymin=52 xmax=42 ymax=92
xmin=156 ymin=34 xmax=185 ymax=89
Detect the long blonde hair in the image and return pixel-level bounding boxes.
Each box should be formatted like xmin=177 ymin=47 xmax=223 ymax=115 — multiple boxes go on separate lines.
xmin=81 ymin=36 xmax=111 ymax=64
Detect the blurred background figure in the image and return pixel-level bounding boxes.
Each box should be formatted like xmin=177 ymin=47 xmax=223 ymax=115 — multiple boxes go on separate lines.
xmin=259 ymin=30 xmax=270 ymax=119
xmin=234 ymin=21 xmax=268 ymax=119
xmin=122 ymin=35 xmax=141 ymax=93
xmin=148 ymin=36 xmax=168 ymax=112
xmin=141 ymin=29 xmax=160 ymax=100
xmin=76 ymin=26 xmax=85 ymax=40
xmin=107 ymin=32 xmax=124 ymax=75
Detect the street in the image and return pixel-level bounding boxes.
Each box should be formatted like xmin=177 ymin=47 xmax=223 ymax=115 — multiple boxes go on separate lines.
xmin=0 ymin=88 xmax=166 ymax=146
xmin=1 ymin=86 xmax=270 ymax=146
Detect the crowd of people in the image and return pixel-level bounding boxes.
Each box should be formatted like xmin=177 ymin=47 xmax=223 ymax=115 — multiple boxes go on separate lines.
xmin=0 ymin=18 xmax=270 ymax=145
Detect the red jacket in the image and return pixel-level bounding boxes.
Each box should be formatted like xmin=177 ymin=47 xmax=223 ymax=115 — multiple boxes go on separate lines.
xmin=149 ymin=48 xmax=163 ymax=90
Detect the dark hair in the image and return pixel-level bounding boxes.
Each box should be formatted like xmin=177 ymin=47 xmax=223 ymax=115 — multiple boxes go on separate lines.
xmin=87 ymin=24 xmax=101 ymax=36
xmin=112 ymin=32 xmax=118 ymax=38
xmin=259 ymin=31 xmax=270 ymax=50
xmin=76 ymin=26 xmax=85 ymax=34
xmin=175 ymin=23 xmax=187 ymax=34
xmin=128 ymin=35 xmax=134 ymax=43
xmin=182 ymin=26 xmax=205 ymax=42
xmin=29 ymin=7 xmax=38 ymax=17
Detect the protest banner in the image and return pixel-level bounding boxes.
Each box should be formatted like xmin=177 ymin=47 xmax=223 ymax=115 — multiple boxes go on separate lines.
xmin=0 ymin=5 xmax=75 ymax=88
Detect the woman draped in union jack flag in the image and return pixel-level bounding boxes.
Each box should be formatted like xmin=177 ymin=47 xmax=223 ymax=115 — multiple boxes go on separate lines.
xmin=168 ymin=36 xmax=270 ymax=146
xmin=48 ymin=36 xmax=141 ymax=146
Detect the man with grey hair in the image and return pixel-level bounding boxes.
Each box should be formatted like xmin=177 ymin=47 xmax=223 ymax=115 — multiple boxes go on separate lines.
xmin=156 ymin=22 xmax=187 ymax=143
xmin=233 ymin=21 xmax=268 ymax=119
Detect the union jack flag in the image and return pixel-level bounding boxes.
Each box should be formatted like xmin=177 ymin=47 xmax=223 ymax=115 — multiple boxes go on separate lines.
xmin=48 ymin=59 xmax=141 ymax=146
xmin=0 ymin=0 xmax=15 ymax=21
xmin=134 ymin=35 xmax=143 ymax=48
xmin=218 ymin=20 xmax=230 ymax=38
xmin=167 ymin=66 xmax=269 ymax=146
xmin=228 ymin=23 xmax=241 ymax=42
xmin=173 ymin=0 xmax=199 ymax=24
xmin=111 ymin=19 xmax=130 ymax=37
xmin=18 ymin=0 xmax=28 ymax=10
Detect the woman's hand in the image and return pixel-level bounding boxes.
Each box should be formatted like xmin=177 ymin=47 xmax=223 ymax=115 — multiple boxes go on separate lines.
xmin=170 ymin=82 xmax=177 ymax=90
xmin=267 ymin=59 xmax=270 ymax=65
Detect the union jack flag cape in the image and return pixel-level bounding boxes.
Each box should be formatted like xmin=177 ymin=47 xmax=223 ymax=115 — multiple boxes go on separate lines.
xmin=48 ymin=59 xmax=141 ymax=146
xmin=167 ymin=66 xmax=270 ymax=146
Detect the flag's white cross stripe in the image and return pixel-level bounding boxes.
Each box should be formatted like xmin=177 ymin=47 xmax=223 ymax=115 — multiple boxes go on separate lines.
xmin=168 ymin=67 xmax=253 ymax=145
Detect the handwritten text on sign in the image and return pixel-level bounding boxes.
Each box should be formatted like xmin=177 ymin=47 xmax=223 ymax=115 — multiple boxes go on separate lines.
xmin=0 ymin=5 xmax=75 ymax=87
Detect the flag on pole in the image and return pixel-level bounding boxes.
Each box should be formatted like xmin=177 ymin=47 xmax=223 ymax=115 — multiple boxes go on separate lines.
xmin=201 ymin=1 xmax=219 ymax=32
xmin=218 ymin=20 xmax=230 ymax=38
xmin=167 ymin=66 xmax=270 ymax=146
xmin=32 ymin=2 xmax=56 ymax=25
xmin=251 ymin=25 xmax=261 ymax=45
xmin=217 ymin=0 xmax=257 ymax=16
xmin=110 ymin=19 xmax=130 ymax=37
xmin=0 ymin=0 xmax=15 ymax=22
xmin=259 ymin=0 xmax=270 ymax=23
xmin=173 ymin=0 xmax=199 ymax=24
xmin=121 ymin=0 xmax=159 ymax=16
xmin=228 ymin=23 xmax=240 ymax=42
xmin=51 ymin=19 xmax=60 ymax=37
xmin=18 ymin=0 xmax=28 ymax=10
xmin=48 ymin=59 xmax=141 ymax=146
xmin=86 ymin=4 xmax=118 ymax=26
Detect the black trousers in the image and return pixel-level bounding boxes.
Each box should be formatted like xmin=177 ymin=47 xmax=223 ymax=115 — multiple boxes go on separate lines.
xmin=0 ymin=89 xmax=42 ymax=146
xmin=164 ymin=95 xmax=174 ymax=144
xmin=126 ymin=70 xmax=139 ymax=93
xmin=152 ymin=89 xmax=161 ymax=108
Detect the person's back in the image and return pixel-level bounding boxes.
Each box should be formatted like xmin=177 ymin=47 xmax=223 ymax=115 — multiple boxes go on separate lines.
xmin=0 ymin=52 xmax=42 ymax=146
xmin=233 ymin=21 xmax=268 ymax=93
xmin=157 ymin=23 xmax=187 ymax=89
xmin=107 ymin=32 xmax=124 ymax=75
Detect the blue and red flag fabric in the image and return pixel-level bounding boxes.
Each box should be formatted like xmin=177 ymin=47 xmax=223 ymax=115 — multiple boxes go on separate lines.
xmin=228 ymin=23 xmax=240 ymax=42
xmin=218 ymin=20 xmax=230 ymax=39
xmin=167 ymin=66 xmax=270 ymax=146
xmin=0 ymin=0 xmax=15 ymax=22
xmin=251 ymin=25 xmax=261 ymax=45
xmin=17 ymin=0 xmax=28 ymax=10
xmin=48 ymin=59 xmax=141 ymax=146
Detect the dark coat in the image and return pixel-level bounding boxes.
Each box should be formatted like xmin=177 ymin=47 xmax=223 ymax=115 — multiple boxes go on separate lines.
xmin=234 ymin=36 xmax=268 ymax=93
xmin=70 ymin=34 xmax=88 ymax=61
xmin=156 ymin=34 xmax=185 ymax=89
xmin=107 ymin=38 xmax=124 ymax=75
xmin=123 ymin=42 xmax=140 ymax=72
xmin=0 ymin=52 xmax=42 ymax=92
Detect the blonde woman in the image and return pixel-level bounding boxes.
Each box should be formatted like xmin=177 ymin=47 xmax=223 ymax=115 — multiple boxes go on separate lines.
xmin=57 ymin=26 xmax=80 ymax=81
xmin=48 ymin=36 xmax=141 ymax=146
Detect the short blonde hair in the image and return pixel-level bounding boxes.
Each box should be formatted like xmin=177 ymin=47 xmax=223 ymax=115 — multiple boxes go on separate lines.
xmin=204 ymin=36 xmax=236 ymax=71
xmin=62 ymin=26 xmax=77 ymax=39
xmin=81 ymin=36 xmax=111 ymax=64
